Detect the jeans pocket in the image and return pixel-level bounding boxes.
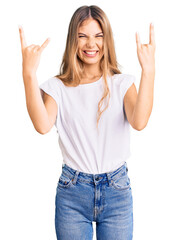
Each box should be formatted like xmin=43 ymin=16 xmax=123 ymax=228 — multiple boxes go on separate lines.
xmin=111 ymin=167 xmax=131 ymax=191
xmin=57 ymin=172 xmax=74 ymax=189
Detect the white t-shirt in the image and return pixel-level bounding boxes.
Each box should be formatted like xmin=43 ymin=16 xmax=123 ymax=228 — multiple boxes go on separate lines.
xmin=39 ymin=73 xmax=136 ymax=174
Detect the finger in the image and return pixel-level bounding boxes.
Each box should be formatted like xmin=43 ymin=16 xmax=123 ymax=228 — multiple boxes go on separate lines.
xmin=39 ymin=38 xmax=51 ymax=52
xmin=27 ymin=44 xmax=37 ymax=49
xmin=149 ymin=23 xmax=155 ymax=46
xmin=32 ymin=45 xmax=41 ymax=52
xmin=136 ymin=32 xmax=141 ymax=49
xmin=27 ymin=44 xmax=39 ymax=50
xmin=18 ymin=25 xmax=27 ymax=50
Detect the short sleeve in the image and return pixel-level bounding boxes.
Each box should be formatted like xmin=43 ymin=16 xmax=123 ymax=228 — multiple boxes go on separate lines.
xmin=120 ymin=74 xmax=136 ymax=100
xmin=39 ymin=77 xmax=59 ymax=107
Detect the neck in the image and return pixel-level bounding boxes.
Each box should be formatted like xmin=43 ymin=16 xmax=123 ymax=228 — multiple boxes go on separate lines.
xmin=82 ymin=63 xmax=102 ymax=79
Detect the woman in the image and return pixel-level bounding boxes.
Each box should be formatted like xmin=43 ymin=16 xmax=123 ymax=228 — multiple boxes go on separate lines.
xmin=19 ymin=5 xmax=155 ymax=240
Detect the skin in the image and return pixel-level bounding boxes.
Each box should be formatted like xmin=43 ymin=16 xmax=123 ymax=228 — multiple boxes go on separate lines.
xmin=18 ymin=21 xmax=155 ymax=133
xmin=77 ymin=18 xmax=104 ymax=83
xmin=124 ymin=23 xmax=156 ymax=130
xmin=19 ymin=26 xmax=57 ymax=134
xmin=77 ymin=19 xmax=156 ymax=131
xmin=19 ymin=25 xmax=50 ymax=77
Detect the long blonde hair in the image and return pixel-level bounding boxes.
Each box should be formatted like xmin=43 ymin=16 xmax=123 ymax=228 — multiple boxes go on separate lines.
xmin=54 ymin=5 xmax=122 ymax=129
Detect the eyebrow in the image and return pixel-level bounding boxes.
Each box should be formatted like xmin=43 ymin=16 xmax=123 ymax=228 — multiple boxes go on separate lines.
xmin=78 ymin=32 xmax=103 ymax=35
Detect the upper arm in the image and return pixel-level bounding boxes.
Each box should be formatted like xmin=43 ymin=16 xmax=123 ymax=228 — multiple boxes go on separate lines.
xmin=123 ymin=83 xmax=137 ymax=129
xmin=41 ymin=90 xmax=58 ymax=133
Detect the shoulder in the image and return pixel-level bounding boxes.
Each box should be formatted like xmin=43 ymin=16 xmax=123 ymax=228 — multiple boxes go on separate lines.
xmin=111 ymin=73 xmax=136 ymax=85
xmin=47 ymin=76 xmax=62 ymax=85
xmin=40 ymin=76 xmax=63 ymax=89
xmin=39 ymin=76 xmax=63 ymax=100
xmin=110 ymin=73 xmax=136 ymax=100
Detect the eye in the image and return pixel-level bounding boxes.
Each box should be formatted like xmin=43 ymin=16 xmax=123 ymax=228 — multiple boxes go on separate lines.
xmin=78 ymin=35 xmax=103 ymax=38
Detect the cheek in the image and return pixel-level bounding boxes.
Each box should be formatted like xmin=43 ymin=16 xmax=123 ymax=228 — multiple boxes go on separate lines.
xmin=77 ymin=43 xmax=84 ymax=52
xmin=100 ymin=39 xmax=104 ymax=45
xmin=77 ymin=44 xmax=81 ymax=52
xmin=77 ymin=48 xmax=84 ymax=60
xmin=97 ymin=40 xmax=103 ymax=49
xmin=78 ymin=39 xmax=85 ymax=46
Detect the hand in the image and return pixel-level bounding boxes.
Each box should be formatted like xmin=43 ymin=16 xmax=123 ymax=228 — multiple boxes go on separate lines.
xmin=136 ymin=23 xmax=156 ymax=73
xmin=19 ymin=25 xmax=50 ymax=77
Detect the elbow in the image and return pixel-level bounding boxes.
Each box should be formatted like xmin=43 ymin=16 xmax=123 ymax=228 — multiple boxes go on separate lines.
xmin=38 ymin=129 xmax=51 ymax=135
xmin=35 ymin=126 xmax=50 ymax=135
xmin=133 ymin=124 xmax=147 ymax=131
xmin=35 ymin=128 xmax=46 ymax=135
xmin=131 ymin=120 xmax=148 ymax=131
xmin=33 ymin=120 xmax=52 ymax=135
xmin=30 ymin=118 xmax=52 ymax=135
xmin=38 ymin=130 xmax=47 ymax=135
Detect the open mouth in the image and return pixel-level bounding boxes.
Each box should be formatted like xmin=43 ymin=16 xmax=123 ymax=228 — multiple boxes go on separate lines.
xmin=83 ymin=50 xmax=99 ymax=57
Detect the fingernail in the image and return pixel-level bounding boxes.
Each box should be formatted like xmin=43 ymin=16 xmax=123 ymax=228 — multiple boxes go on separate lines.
xmin=18 ymin=25 xmax=22 ymax=29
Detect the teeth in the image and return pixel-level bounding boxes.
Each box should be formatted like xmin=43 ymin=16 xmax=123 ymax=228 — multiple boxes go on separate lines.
xmin=85 ymin=51 xmax=97 ymax=55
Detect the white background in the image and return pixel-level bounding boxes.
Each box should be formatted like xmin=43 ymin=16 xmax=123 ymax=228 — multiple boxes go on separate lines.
xmin=0 ymin=0 xmax=174 ymax=239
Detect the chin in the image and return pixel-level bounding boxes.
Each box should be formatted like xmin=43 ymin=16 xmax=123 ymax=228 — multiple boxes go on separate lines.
xmin=83 ymin=60 xmax=100 ymax=65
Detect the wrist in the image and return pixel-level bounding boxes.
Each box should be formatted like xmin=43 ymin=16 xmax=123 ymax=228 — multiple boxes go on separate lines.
xmin=23 ymin=70 xmax=37 ymax=80
xmin=23 ymin=72 xmax=37 ymax=85
xmin=141 ymin=68 xmax=155 ymax=76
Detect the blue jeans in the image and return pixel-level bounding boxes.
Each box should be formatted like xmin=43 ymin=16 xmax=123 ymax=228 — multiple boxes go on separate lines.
xmin=55 ymin=162 xmax=133 ymax=240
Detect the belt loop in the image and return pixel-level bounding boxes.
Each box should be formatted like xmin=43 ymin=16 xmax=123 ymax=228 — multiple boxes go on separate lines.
xmin=72 ymin=170 xmax=79 ymax=185
xmin=106 ymin=173 xmax=112 ymax=187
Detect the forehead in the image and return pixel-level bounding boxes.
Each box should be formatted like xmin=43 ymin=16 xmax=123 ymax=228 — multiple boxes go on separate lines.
xmin=78 ymin=19 xmax=102 ymax=33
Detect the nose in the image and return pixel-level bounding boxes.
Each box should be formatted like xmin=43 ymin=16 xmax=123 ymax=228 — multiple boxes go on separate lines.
xmin=86 ymin=37 xmax=96 ymax=48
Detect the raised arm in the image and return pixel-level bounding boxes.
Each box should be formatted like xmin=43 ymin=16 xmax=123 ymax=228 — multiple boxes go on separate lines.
xmin=19 ymin=25 xmax=56 ymax=134
xmin=124 ymin=23 xmax=156 ymax=131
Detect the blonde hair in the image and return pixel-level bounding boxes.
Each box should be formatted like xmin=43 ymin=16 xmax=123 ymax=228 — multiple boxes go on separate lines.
xmin=54 ymin=5 xmax=122 ymax=129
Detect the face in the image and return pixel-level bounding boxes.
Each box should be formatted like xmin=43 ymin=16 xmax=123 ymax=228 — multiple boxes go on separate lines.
xmin=77 ymin=18 xmax=104 ymax=66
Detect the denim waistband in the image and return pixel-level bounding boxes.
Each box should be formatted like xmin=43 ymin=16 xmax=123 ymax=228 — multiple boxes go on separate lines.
xmin=61 ymin=162 xmax=128 ymax=185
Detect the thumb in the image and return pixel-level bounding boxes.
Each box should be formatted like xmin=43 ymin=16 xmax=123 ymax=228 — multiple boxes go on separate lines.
xmin=39 ymin=38 xmax=51 ymax=53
